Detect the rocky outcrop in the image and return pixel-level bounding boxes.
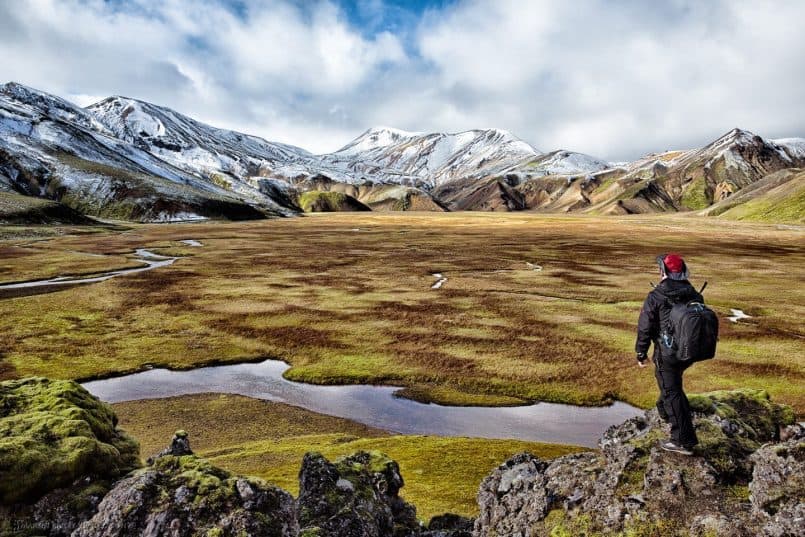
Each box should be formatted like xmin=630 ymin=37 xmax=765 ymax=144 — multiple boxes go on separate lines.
xmin=74 ymin=432 xmax=298 ymax=537
xmin=749 ymin=424 xmax=805 ymax=537
xmin=297 ymin=450 xmax=421 ymax=537
xmin=3 ymin=379 xmax=801 ymax=537
xmin=474 ymin=389 xmax=800 ymax=537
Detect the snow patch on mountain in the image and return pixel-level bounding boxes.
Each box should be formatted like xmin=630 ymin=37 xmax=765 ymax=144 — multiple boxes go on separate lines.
xmin=515 ymin=150 xmax=612 ymax=177
xmin=321 ymin=127 xmax=543 ymax=188
xmin=772 ymin=138 xmax=805 ymax=160
xmin=334 ymin=126 xmax=422 ymax=155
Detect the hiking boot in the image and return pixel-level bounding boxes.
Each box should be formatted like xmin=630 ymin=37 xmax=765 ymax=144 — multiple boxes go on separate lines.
xmin=660 ymin=440 xmax=694 ymax=456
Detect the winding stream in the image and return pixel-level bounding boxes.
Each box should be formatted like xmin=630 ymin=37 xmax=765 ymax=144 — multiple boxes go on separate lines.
xmin=83 ymin=359 xmax=642 ymax=448
xmin=0 ymin=249 xmax=178 ymax=298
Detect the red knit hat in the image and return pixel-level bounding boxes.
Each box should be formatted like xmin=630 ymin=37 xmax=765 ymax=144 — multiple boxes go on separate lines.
xmin=656 ymin=253 xmax=689 ymax=280
xmin=663 ymin=254 xmax=685 ymax=273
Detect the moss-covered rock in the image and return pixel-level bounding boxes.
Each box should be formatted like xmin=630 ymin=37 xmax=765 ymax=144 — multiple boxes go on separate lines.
xmin=689 ymin=389 xmax=795 ymax=477
xmin=475 ymin=389 xmax=801 ymax=537
xmin=297 ymin=450 xmax=420 ymax=536
xmin=0 ymin=377 xmax=140 ymax=504
xmin=749 ymin=424 xmax=805 ymax=536
xmin=74 ymin=445 xmax=298 ymax=537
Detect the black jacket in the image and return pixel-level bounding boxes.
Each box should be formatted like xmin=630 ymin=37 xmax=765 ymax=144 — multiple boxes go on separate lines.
xmin=635 ymin=279 xmax=703 ymax=358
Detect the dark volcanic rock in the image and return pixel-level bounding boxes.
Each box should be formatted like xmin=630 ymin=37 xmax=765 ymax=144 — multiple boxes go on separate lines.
xmin=423 ymin=513 xmax=474 ymax=537
xmin=474 ymin=389 xmax=799 ymax=537
xmin=297 ymin=450 xmax=421 ymax=537
xmin=74 ymin=442 xmax=298 ymax=537
xmin=749 ymin=424 xmax=805 ymax=537
xmin=147 ymin=429 xmax=193 ymax=462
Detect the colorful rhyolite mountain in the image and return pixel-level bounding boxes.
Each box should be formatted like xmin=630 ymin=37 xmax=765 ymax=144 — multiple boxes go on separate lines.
xmin=1 ymin=82 xmax=803 ymax=222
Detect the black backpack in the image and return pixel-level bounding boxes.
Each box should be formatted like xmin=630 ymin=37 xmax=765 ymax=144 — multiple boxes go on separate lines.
xmin=660 ymin=284 xmax=719 ymax=364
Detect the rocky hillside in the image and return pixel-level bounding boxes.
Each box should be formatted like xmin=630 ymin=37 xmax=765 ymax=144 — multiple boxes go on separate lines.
xmin=475 ymin=389 xmax=801 ymax=537
xmin=511 ymin=129 xmax=805 ymax=215
xmin=700 ymin=168 xmax=805 ymax=224
xmin=1 ymin=82 xmax=803 ymax=221
xmin=0 ymin=83 xmax=276 ymax=222
xmin=0 ymin=191 xmax=95 ymax=224
xmin=2 ymin=377 xmax=802 ymax=537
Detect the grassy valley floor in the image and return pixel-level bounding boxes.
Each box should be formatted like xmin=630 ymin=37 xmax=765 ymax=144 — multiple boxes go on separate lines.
xmin=0 ymin=213 xmax=802 ymax=412
xmin=112 ymin=393 xmax=583 ymax=520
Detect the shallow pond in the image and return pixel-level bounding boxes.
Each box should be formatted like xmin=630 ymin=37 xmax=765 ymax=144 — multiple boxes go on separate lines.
xmin=83 ymin=359 xmax=642 ymax=448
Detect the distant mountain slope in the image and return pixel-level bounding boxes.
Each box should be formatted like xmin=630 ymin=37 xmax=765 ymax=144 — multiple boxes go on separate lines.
xmin=0 ymin=83 xmax=277 ymax=221
xmin=297 ymin=191 xmax=370 ymax=213
xmin=1 ymin=82 xmax=802 ymax=220
xmin=321 ymin=127 xmax=539 ymax=187
xmin=701 ymin=168 xmax=805 ymax=223
xmin=87 ymin=96 xmax=355 ymax=193
xmin=538 ymin=128 xmax=805 ymax=216
xmin=320 ymin=127 xmax=611 ymax=189
xmin=0 ymin=191 xmax=95 ymax=224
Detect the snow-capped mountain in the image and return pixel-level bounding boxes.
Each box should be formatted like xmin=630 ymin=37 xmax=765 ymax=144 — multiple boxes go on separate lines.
xmin=321 ymin=127 xmax=538 ymax=187
xmin=1 ymin=82 xmax=802 ymax=221
xmin=0 ymin=83 xmax=287 ymax=221
xmin=81 ymin=91 xmax=610 ymax=194
xmin=87 ymin=97 xmax=337 ymax=185
xmin=511 ymin=149 xmax=612 ymax=178
xmin=771 ymin=137 xmax=805 ymax=160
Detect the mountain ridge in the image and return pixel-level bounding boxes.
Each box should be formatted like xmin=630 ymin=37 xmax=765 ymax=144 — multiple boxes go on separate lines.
xmin=1 ymin=81 xmax=803 ymax=222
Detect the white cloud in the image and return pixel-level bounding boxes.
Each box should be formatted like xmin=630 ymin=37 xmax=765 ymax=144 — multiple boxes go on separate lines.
xmin=412 ymin=0 xmax=805 ymax=159
xmin=0 ymin=0 xmax=803 ymax=159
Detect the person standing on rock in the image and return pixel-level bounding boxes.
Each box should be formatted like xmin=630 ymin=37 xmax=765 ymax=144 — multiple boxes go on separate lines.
xmin=635 ymin=253 xmax=702 ymax=455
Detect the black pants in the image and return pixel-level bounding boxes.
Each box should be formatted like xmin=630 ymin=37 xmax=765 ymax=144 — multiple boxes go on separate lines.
xmin=653 ymin=354 xmax=698 ymax=447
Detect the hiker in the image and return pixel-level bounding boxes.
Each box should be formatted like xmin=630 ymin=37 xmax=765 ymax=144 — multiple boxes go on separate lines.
xmin=635 ymin=253 xmax=704 ymax=455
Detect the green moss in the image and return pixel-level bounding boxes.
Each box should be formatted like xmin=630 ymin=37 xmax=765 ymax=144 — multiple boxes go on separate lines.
xmin=614 ymin=179 xmax=651 ymax=201
xmin=616 ymin=429 xmax=664 ymax=496
xmin=59 ymin=191 xmax=140 ymax=221
xmin=592 ymin=176 xmax=618 ymax=194
xmin=681 ymin=177 xmax=710 ymax=210
xmin=622 ymin=518 xmax=678 ymax=537
xmin=209 ymin=173 xmax=233 ymax=191
xmin=687 ymin=389 xmax=794 ymax=477
xmin=0 ymin=377 xmax=141 ymax=503
xmin=547 ymin=514 xmax=595 ymax=537
xmin=725 ymin=189 xmax=805 ymax=223
xmin=689 ymin=389 xmax=795 ymax=439
xmin=727 ymin=484 xmax=751 ymax=502
xmin=67 ymin=479 xmax=114 ymax=511
xmin=147 ymin=453 xmax=278 ymax=514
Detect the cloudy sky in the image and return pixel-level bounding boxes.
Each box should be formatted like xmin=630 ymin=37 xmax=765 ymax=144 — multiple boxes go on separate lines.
xmin=1 ymin=0 xmax=803 ymax=160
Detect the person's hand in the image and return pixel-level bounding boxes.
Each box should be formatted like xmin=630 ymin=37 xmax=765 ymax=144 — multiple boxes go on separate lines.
xmin=636 ymin=353 xmax=648 ymax=368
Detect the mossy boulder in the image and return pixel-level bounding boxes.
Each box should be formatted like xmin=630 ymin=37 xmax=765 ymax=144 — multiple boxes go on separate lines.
xmin=689 ymin=389 xmax=795 ymax=477
xmin=297 ymin=450 xmax=420 ymax=536
xmin=74 ymin=447 xmax=298 ymax=537
xmin=0 ymin=377 xmax=140 ymax=504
